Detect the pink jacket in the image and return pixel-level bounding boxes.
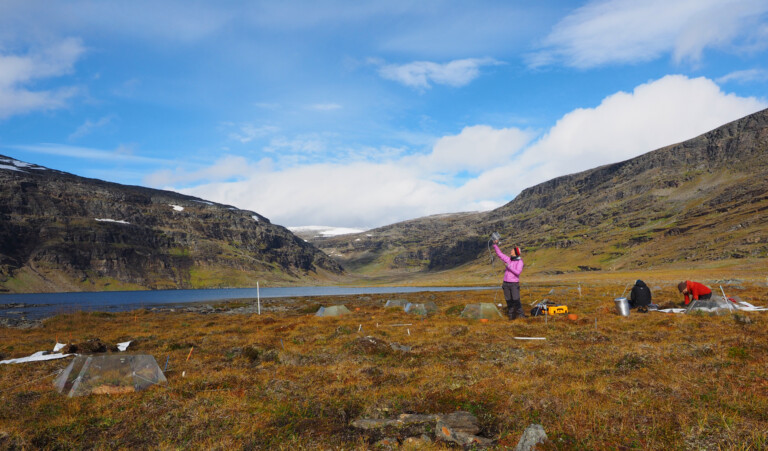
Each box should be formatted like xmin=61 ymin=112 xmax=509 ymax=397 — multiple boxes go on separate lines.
xmin=493 ymin=244 xmax=524 ymax=283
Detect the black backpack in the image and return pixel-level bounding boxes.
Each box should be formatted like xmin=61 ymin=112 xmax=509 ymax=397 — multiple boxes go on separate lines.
xmin=630 ymin=281 xmax=652 ymax=309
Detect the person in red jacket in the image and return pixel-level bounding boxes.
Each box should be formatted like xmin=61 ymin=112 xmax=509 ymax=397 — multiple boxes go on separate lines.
xmin=677 ymin=281 xmax=712 ymax=305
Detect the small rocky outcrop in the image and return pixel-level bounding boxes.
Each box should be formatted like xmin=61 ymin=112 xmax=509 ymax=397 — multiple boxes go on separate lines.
xmin=351 ymin=411 xmax=494 ymax=448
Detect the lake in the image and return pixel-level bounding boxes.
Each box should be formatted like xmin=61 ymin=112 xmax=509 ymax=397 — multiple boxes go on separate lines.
xmin=0 ymin=286 xmax=495 ymax=320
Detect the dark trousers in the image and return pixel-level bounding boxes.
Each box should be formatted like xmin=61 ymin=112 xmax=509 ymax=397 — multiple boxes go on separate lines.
xmin=502 ymin=282 xmax=521 ymax=310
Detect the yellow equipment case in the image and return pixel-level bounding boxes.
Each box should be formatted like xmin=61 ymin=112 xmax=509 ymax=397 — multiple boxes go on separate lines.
xmin=544 ymin=305 xmax=568 ymax=315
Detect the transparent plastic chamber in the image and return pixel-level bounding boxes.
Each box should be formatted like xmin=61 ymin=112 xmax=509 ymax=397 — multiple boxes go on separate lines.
xmin=54 ymin=354 xmax=167 ymax=397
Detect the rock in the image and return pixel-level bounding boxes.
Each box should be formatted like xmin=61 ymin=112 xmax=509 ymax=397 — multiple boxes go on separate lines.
xmin=515 ymin=424 xmax=548 ymax=451
xmin=351 ymin=410 xmax=493 ymax=446
xmin=351 ymin=414 xmax=438 ymax=441
xmin=389 ymin=342 xmax=411 ymax=352
xmin=436 ymin=425 xmax=494 ymax=448
xmin=436 ymin=411 xmax=492 ymax=448
xmin=440 ymin=411 xmax=481 ymax=435
xmin=402 ymin=435 xmax=432 ymax=446
xmin=373 ymin=437 xmax=398 ymax=450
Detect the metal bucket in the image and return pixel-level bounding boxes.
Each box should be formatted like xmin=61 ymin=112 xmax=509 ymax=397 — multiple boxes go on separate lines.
xmin=614 ymin=297 xmax=630 ymax=317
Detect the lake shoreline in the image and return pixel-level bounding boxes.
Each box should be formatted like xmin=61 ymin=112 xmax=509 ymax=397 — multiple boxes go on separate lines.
xmin=0 ymin=285 xmax=496 ymax=323
xmin=0 ymin=287 xmax=500 ymax=328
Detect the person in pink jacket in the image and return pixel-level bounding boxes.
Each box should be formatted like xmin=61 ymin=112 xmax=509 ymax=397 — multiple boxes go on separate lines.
xmin=493 ymin=239 xmax=525 ymax=319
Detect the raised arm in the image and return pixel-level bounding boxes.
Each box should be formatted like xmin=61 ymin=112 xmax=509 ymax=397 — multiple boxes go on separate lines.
xmin=493 ymin=244 xmax=511 ymax=265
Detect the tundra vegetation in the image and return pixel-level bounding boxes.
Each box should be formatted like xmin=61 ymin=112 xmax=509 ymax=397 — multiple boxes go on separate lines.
xmin=1 ymin=276 xmax=767 ymax=449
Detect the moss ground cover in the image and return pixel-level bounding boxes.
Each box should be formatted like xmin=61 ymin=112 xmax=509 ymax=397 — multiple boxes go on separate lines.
xmin=1 ymin=280 xmax=767 ymax=449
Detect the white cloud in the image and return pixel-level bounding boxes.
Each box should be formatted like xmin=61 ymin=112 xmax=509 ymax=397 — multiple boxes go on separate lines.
xmin=716 ymin=68 xmax=768 ymax=84
xmin=144 ymin=155 xmax=267 ymax=186
xmin=530 ymin=0 xmax=768 ymax=68
xmin=463 ymin=75 xmax=767 ymax=199
xmin=0 ymin=38 xmax=85 ymax=119
xmin=177 ymin=162 xmax=486 ymax=228
xmin=414 ymin=125 xmax=534 ymax=173
xmin=152 ymin=75 xmax=766 ymax=229
xmin=69 ymin=115 xmax=115 ymax=140
xmin=227 ymin=123 xmax=279 ymax=143
xmin=375 ymin=58 xmax=501 ymax=89
xmin=8 ymin=143 xmax=172 ymax=165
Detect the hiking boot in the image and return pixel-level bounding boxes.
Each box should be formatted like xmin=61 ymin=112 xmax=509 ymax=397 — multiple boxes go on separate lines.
xmin=515 ymin=308 xmax=527 ymax=319
xmin=507 ymin=308 xmax=517 ymax=320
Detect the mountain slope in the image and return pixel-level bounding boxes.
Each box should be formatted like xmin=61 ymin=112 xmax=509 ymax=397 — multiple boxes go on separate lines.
xmin=313 ymin=108 xmax=768 ymax=279
xmin=0 ymin=157 xmax=343 ymax=293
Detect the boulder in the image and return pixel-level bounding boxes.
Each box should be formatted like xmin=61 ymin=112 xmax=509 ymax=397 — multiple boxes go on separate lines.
xmin=515 ymin=424 xmax=548 ymax=451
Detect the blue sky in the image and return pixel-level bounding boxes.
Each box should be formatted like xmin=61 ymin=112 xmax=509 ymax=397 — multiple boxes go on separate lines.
xmin=1 ymin=0 xmax=767 ymax=230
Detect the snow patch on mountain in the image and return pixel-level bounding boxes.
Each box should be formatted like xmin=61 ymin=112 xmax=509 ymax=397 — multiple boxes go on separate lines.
xmin=289 ymin=225 xmax=365 ymax=238
xmin=95 ymin=218 xmax=131 ymax=225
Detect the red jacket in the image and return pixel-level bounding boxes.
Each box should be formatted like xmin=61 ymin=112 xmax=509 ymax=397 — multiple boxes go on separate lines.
xmin=684 ymin=280 xmax=711 ymax=304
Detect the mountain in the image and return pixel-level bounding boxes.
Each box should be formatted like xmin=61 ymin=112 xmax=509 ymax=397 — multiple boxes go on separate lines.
xmin=311 ymin=108 xmax=768 ymax=280
xmin=3 ymin=109 xmax=767 ymax=293
xmin=0 ymin=157 xmax=343 ymax=293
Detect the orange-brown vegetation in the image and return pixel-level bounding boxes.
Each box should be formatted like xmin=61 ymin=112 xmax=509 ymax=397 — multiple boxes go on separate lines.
xmin=1 ymin=279 xmax=767 ymax=449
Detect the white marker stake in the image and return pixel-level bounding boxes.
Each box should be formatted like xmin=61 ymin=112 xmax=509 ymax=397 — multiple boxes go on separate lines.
xmin=407 ymin=329 xmax=411 ymax=336
xmin=257 ymin=281 xmax=261 ymax=315
xmin=514 ymin=337 xmax=546 ymax=340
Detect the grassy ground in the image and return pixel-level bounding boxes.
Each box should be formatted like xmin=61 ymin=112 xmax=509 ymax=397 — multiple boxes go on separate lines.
xmin=1 ymin=280 xmax=767 ymax=449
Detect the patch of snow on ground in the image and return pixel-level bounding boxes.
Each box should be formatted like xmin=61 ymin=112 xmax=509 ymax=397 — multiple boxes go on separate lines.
xmin=11 ymin=160 xmax=34 ymax=168
xmin=95 ymin=218 xmax=131 ymax=225
xmin=170 ymin=205 xmax=184 ymax=211
xmin=252 ymin=215 xmax=259 ymax=222
xmin=289 ymin=225 xmax=366 ymax=237
xmin=0 ymin=158 xmax=44 ymax=172
xmin=193 ymin=200 xmax=214 ymax=205
xmin=0 ymin=164 xmax=25 ymax=172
